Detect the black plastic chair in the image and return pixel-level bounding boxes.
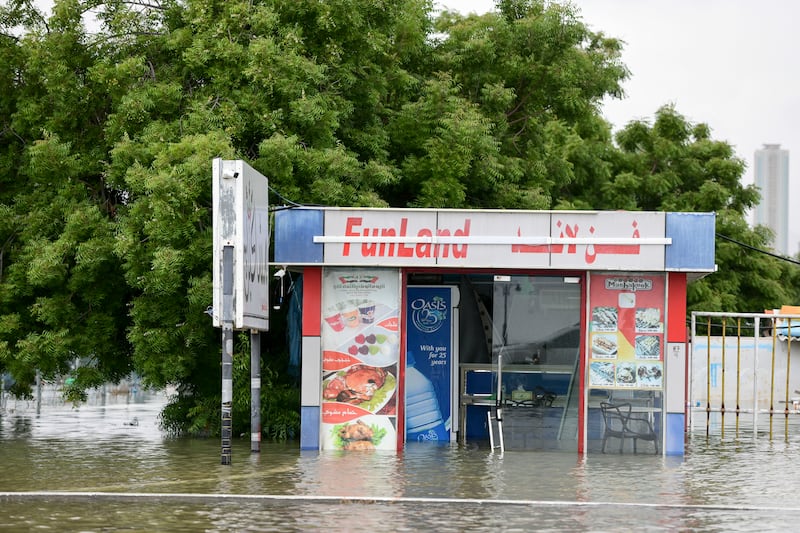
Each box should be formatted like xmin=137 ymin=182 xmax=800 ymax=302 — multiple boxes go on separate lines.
xmin=600 ymin=402 xmax=659 ymax=454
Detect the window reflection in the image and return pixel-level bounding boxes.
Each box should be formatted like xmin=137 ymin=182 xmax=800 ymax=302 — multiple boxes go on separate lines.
xmin=491 ymin=276 xmax=581 ymax=367
xmin=445 ymin=274 xmax=582 ymax=451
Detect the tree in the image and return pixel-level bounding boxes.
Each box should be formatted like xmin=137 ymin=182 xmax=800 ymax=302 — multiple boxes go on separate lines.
xmin=105 ymin=0 xmax=438 ymax=437
xmin=2 ymin=0 xmax=794 ymax=439
xmin=384 ymin=0 xmax=629 ymax=209
xmin=0 ymin=1 xmax=132 ymax=401
xmin=594 ymin=105 xmax=795 ymax=313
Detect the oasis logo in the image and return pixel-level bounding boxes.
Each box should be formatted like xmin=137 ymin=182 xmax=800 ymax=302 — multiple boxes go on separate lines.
xmin=410 ymin=296 xmax=447 ymax=334
xmin=415 ymin=429 xmax=440 ymax=441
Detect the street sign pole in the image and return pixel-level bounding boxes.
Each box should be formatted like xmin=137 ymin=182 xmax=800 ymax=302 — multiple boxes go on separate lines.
xmin=213 ymin=158 xmax=270 ymax=465
xmin=251 ymin=330 xmax=261 ymax=453
xmin=221 ymin=245 xmax=234 ymax=465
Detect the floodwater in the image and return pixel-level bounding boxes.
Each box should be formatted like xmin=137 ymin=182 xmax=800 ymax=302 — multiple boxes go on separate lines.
xmin=2 ymin=391 xmax=800 ymax=532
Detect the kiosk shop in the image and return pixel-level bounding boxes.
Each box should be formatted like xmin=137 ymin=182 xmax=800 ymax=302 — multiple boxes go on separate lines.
xmin=274 ymin=207 xmax=715 ymax=455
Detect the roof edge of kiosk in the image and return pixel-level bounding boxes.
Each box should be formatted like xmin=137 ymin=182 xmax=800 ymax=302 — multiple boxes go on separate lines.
xmin=274 ymin=207 xmax=716 ymax=276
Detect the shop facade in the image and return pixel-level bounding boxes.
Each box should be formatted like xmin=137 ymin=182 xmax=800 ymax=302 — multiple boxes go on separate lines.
xmin=273 ymin=207 xmax=715 ymax=455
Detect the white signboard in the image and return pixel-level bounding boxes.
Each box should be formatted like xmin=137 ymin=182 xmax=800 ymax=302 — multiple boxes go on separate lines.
xmin=548 ymin=211 xmax=665 ymax=270
xmin=438 ymin=210 xmax=551 ymax=268
xmin=317 ymin=209 xmax=668 ymax=271
xmin=212 ymin=159 xmax=270 ymax=330
xmin=322 ymin=210 xmax=438 ymax=266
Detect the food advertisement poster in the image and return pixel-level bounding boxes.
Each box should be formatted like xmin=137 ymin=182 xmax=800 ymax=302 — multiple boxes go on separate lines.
xmin=588 ymin=274 xmax=665 ymax=390
xmin=405 ymin=286 xmax=452 ymax=442
xmin=320 ymin=268 xmax=400 ymax=450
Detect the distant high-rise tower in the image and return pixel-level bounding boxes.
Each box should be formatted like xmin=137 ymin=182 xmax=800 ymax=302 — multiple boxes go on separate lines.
xmin=753 ymin=144 xmax=790 ymax=255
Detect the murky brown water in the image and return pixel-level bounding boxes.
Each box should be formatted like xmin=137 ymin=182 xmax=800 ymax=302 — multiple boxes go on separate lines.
xmin=3 ymin=390 xmax=800 ymax=531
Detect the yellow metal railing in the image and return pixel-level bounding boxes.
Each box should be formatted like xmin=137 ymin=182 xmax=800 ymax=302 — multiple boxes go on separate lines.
xmin=691 ymin=312 xmax=800 ymax=441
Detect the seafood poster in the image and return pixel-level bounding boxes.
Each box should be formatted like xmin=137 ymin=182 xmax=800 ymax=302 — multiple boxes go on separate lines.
xmin=320 ymin=268 xmax=400 ymax=450
xmin=588 ymin=274 xmax=665 ymax=390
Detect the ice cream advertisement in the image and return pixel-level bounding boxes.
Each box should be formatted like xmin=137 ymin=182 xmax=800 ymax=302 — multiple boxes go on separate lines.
xmin=320 ymin=268 xmax=400 ymax=450
xmin=588 ymin=274 xmax=665 ymax=390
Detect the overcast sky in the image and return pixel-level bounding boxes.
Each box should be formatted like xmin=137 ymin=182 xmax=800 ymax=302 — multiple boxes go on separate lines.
xmin=443 ymin=0 xmax=800 ymax=255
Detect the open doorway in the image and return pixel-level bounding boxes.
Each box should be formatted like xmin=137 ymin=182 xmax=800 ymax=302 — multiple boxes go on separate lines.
xmin=410 ymin=273 xmax=584 ymax=451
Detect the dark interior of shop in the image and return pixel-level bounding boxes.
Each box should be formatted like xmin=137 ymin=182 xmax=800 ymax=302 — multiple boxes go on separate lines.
xmin=407 ymin=273 xmax=661 ymax=453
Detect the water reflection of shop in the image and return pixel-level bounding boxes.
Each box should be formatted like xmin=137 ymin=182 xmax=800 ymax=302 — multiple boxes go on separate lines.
xmin=274 ymin=208 xmax=715 ymax=455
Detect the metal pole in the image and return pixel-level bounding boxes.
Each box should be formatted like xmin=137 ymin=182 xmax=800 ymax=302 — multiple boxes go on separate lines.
xmin=35 ymin=370 xmax=42 ymax=415
xmin=221 ymin=245 xmax=234 ymax=465
xmin=251 ymin=330 xmax=261 ymax=453
xmin=706 ymin=316 xmax=711 ymax=439
xmin=720 ymin=317 xmax=726 ymax=439
xmin=753 ymin=317 xmax=759 ymax=436
xmin=769 ymin=321 xmax=777 ymax=439
xmin=495 ymin=347 xmax=503 ymax=452
xmin=689 ymin=313 xmax=695 ymax=434
xmin=785 ymin=319 xmax=792 ymax=441
xmin=735 ymin=318 xmax=741 ymax=436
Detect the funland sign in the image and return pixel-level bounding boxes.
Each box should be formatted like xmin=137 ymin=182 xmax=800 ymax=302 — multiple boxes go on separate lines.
xmin=315 ymin=209 xmax=669 ymax=270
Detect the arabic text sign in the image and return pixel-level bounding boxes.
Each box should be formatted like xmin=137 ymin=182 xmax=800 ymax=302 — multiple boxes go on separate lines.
xmin=321 ymin=210 xmax=666 ymax=269
xmin=548 ymin=212 xmax=664 ymax=270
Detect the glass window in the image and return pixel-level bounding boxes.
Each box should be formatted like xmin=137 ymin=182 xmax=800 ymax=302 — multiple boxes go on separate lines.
xmin=491 ymin=276 xmax=581 ymax=368
xmin=448 ymin=274 xmax=582 ymax=451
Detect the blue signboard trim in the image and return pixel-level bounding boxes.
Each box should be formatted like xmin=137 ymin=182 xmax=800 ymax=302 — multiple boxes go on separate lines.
xmin=300 ymin=406 xmax=320 ymax=450
xmin=275 ymin=209 xmax=324 ymax=264
xmin=665 ymin=413 xmax=685 ymax=455
xmin=665 ymin=212 xmax=715 ymax=270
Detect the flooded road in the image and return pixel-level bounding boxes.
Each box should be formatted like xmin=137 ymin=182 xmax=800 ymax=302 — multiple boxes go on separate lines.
xmin=2 ymin=391 xmax=800 ymax=531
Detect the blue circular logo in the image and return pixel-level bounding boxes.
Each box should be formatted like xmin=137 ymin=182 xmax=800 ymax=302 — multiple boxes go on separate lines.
xmin=411 ymin=296 xmax=447 ymax=334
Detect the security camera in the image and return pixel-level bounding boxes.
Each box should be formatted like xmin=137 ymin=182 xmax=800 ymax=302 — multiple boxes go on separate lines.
xmin=222 ymin=171 xmax=239 ymax=180
xmin=272 ymin=268 xmax=287 ymax=310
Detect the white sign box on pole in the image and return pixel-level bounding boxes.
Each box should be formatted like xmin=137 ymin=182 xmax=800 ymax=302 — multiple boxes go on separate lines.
xmin=212 ymin=159 xmax=270 ymax=330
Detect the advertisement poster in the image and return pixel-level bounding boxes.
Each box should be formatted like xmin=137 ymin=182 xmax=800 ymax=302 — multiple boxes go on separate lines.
xmin=405 ymin=286 xmax=452 ymax=442
xmin=320 ymin=269 xmax=400 ymax=450
xmin=588 ymin=274 xmax=665 ymax=390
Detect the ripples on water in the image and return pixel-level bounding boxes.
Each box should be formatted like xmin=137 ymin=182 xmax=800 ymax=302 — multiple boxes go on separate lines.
xmin=3 ymin=392 xmax=800 ymax=531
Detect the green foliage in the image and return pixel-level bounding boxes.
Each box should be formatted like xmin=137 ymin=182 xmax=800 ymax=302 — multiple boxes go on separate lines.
xmin=598 ymin=106 xmax=796 ymax=312
xmin=159 ymin=330 xmax=299 ymax=441
xmin=2 ymin=0 xmax=795 ymax=440
xmin=427 ymin=1 xmax=627 ymax=210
